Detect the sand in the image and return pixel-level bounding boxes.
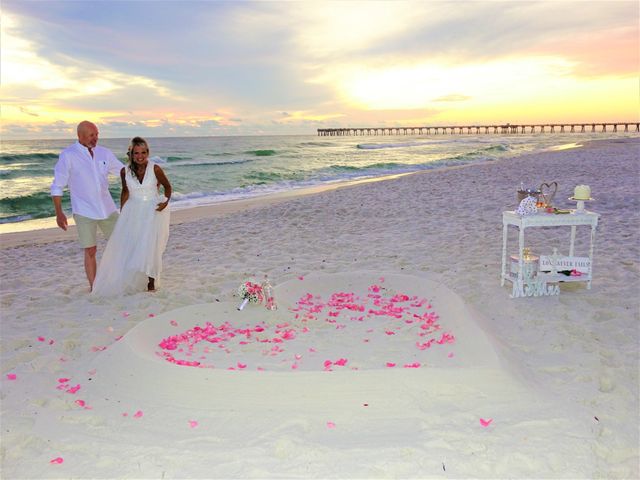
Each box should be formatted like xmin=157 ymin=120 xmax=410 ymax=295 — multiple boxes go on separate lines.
xmin=1 ymin=137 xmax=638 ymax=479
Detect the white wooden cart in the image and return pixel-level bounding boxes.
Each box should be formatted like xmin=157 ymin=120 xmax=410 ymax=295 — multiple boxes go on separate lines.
xmin=501 ymin=209 xmax=599 ymax=298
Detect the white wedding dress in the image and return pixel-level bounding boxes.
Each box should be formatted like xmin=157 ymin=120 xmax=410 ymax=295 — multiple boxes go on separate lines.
xmin=92 ymin=161 xmax=170 ymax=296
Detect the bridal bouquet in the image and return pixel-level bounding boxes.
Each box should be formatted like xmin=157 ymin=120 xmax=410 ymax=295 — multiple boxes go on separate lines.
xmin=237 ymin=279 xmax=264 ymax=311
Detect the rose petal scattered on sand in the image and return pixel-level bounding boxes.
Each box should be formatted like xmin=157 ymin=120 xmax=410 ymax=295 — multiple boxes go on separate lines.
xmin=75 ymin=399 xmax=86 ymax=407
xmin=170 ymin=320 xmax=178 ymax=326
xmin=37 ymin=336 xmax=45 ymax=342
xmin=386 ymin=362 xmax=396 ymax=367
xmin=480 ymin=418 xmax=493 ymax=427
xmin=327 ymin=421 xmax=336 ymax=429
xmin=403 ymin=362 xmax=421 ymax=368
xmin=66 ymin=384 xmax=81 ymax=394
xmin=6 ymin=373 xmax=17 ymax=380
xmin=189 ymin=420 xmax=198 ymax=428
xmin=50 ymin=457 xmax=64 ymax=464
xmin=133 ymin=410 xmax=143 ymax=418
xmin=122 ymin=312 xmax=130 ymax=317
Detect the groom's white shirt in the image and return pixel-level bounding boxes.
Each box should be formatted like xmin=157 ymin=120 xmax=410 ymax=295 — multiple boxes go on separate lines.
xmin=51 ymin=142 xmax=124 ymax=220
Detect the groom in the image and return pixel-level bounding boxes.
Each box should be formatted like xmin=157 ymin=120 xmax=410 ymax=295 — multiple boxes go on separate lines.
xmin=51 ymin=121 xmax=124 ymax=290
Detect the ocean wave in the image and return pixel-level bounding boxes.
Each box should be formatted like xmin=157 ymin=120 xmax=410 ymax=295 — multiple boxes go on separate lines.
xmin=0 ymin=152 xmax=58 ymax=162
xmin=298 ymin=141 xmax=335 ymax=147
xmin=242 ymin=170 xmax=288 ymax=184
xmin=245 ymin=149 xmax=277 ymax=156
xmin=169 ymin=158 xmax=254 ymax=168
xmin=0 ymin=214 xmax=35 ymax=224
xmin=329 ymin=162 xmax=404 ymax=172
xmin=357 ymin=141 xmax=432 ymax=150
xmin=0 ymin=190 xmax=65 ymax=223
xmin=0 ymin=167 xmax=53 ymax=179
xmin=479 ymin=143 xmax=509 ymax=152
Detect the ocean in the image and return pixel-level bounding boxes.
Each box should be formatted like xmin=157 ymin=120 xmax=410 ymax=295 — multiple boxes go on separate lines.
xmin=0 ymin=132 xmax=633 ymax=231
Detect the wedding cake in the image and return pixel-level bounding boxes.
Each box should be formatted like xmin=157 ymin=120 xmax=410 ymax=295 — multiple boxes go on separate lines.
xmin=573 ymin=185 xmax=591 ymax=200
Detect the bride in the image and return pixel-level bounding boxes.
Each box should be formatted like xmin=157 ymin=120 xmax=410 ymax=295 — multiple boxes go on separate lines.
xmin=92 ymin=137 xmax=171 ymax=296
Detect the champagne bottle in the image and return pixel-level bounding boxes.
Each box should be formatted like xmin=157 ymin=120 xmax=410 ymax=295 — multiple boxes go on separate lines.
xmin=262 ymin=276 xmax=277 ymax=310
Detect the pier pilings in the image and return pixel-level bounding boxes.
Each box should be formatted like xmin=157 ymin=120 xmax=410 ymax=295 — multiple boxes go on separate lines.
xmin=317 ymin=123 xmax=640 ymax=136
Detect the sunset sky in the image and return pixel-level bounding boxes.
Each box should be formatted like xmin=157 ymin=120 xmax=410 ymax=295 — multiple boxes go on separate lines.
xmin=1 ymin=0 xmax=638 ymax=139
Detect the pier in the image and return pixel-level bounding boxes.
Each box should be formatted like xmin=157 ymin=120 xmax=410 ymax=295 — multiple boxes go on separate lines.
xmin=317 ymin=123 xmax=640 ymax=136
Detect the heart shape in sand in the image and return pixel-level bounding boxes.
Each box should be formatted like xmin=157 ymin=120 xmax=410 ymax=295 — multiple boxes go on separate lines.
xmin=95 ymin=272 xmax=501 ymax=377
xmin=539 ymin=181 xmax=558 ymax=207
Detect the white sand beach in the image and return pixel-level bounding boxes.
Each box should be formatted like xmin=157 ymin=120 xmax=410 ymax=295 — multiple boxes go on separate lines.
xmin=1 ymin=137 xmax=638 ymax=479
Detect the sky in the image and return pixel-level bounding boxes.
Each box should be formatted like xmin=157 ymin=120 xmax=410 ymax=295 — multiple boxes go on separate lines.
xmin=1 ymin=0 xmax=638 ymax=139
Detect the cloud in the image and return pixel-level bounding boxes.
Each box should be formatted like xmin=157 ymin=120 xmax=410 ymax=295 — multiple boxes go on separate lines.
xmin=19 ymin=106 xmax=40 ymax=117
xmin=1 ymin=0 xmax=638 ymax=139
xmin=433 ymin=94 xmax=472 ymax=103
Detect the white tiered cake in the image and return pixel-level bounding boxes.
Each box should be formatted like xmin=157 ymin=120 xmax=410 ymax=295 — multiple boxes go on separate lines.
xmin=573 ymin=185 xmax=591 ymax=200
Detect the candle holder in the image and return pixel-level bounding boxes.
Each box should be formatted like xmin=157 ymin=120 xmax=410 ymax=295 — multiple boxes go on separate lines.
xmin=510 ymin=248 xmax=540 ymax=280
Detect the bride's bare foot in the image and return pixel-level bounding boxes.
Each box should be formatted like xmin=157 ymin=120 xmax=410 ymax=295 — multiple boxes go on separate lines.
xmin=147 ymin=278 xmax=155 ymax=291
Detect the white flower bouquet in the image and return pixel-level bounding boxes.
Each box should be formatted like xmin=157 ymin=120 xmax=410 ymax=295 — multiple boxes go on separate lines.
xmin=237 ymin=280 xmax=264 ymax=310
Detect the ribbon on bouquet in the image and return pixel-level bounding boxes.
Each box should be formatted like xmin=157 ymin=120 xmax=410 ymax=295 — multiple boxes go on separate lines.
xmin=237 ymin=280 xmax=264 ymax=310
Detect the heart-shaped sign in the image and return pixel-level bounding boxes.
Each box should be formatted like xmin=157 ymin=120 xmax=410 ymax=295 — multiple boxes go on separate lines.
xmin=539 ymin=181 xmax=558 ymax=207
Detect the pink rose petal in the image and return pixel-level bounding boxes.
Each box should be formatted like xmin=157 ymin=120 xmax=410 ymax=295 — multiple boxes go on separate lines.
xmin=6 ymin=373 xmax=17 ymax=380
xmin=133 ymin=410 xmax=143 ymax=418
xmin=66 ymin=384 xmax=81 ymax=394
xmin=50 ymin=457 xmax=64 ymax=464
xmin=170 ymin=320 xmax=178 ymax=326
xmin=327 ymin=421 xmax=336 ymax=429
xmin=189 ymin=420 xmax=198 ymax=428
xmin=480 ymin=418 xmax=493 ymax=427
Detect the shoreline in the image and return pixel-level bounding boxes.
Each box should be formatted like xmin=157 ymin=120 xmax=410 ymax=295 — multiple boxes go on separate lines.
xmin=0 ymin=168 xmax=453 ymax=248
xmin=0 ymin=136 xmax=605 ymax=248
